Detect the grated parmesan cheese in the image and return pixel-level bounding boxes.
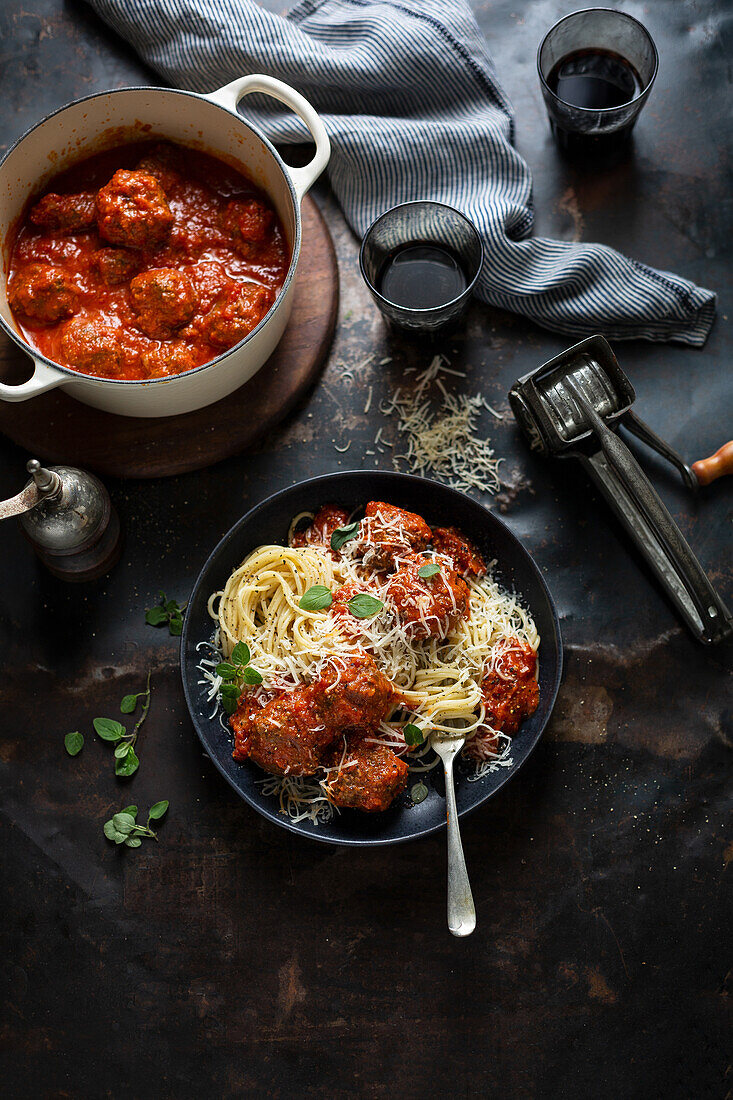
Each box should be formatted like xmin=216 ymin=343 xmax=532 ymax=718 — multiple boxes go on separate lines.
xmin=378 ymin=356 xmax=504 ymax=496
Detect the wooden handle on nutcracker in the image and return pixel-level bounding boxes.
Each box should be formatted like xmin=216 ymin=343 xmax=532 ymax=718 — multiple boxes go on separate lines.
xmin=691 ymin=441 xmax=733 ymax=485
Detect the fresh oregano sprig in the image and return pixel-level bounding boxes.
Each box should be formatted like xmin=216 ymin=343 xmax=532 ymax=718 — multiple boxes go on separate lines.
xmin=145 ymin=590 xmax=186 ymax=636
xmin=94 ymin=670 xmax=152 ymax=777
xmin=103 ymin=800 xmax=169 ymax=848
xmin=217 ymin=641 xmax=263 ymax=715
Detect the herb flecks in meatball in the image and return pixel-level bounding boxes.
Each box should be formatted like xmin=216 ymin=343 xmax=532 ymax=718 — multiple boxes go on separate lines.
xmin=29 ymin=192 xmax=97 ymax=235
xmin=202 ymin=281 xmax=275 ymax=350
xmin=231 ymin=690 xmax=338 ymax=776
xmin=221 ymin=198 xmax=274 ymax=256
xmin=387 ymin=552 xmax=470 ymax=639
xmin=314 ymin=654 xmax=395 ymax=732
xmin=129 ymin=267 xmax=198 ymax=340
xmin=96 ymin=169 xmax=174 ymax=251
xmin=93 ymin=247 xmax=140 ymax=286
xmin=325 ymin=737 xmax=408 ymax=812
xmin=61 ymin=316 xmax=125 ymax=377
xmin=141 ymin=343 xmax=197 ymax=378
xmin=8 ymin=264 xmax=78 ymax=325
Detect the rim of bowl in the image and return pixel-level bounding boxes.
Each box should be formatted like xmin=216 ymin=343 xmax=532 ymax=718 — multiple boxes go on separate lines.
xmin=358 ymin=200 xmax=484 ymax=315
xmin=0 ymin=85 xmax=303 ymax=386
xmin=536 ymin=7 xmax=659 ymax=114
xmin=179 ymin=469 xmax=564 ymax=847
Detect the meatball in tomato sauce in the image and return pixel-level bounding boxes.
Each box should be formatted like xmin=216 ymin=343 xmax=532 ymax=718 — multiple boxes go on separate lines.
xmin=221 ymin=198 xmax=274 ymax=256
xmin=30 ymin=191 xmax=97 ymax=235
xmin=96 ymin=169 xmax=174 ymax=251
xmin=129 ymin=267 xmax=198 ymax=340
xmin=140 ymin=343 xmax=198 ymax=378
xmin=386 ymin=552 xmax=470 ymax=638
xmin=291 ymin=505 xmax=351 ymax=550
xmin=201 ymin=281 xmax=275 ymax=350
xmin=314 ymin=654 xmax=395 ymax=731
xmin=355 ymin=501 xmax=432 ymax=571
xmin=8 ymin=264 xmax=77 ymax=325
xmin=61 ymin=317 xmax=125 ymax=377
xmin=430 ymin=526 xmax=486 ymax=578
xmin=136 ymin=143 xmax=183 ymax=194
xmin=92 ymin=247 xmax=140 ymax=286
xmin=231 ymin=689 xmax=338 ymax=776
xmin=480 ymin=643 xmax=539 ymax=734
xmin=326 ymin=737 xmax=408 ymax=812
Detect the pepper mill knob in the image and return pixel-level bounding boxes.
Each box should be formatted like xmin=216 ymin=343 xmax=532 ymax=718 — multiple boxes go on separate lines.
xmin=18 ymin=458 xmax=122 ymax=581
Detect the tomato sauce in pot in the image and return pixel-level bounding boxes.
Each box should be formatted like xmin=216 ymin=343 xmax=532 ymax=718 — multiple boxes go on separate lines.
xmin=6 ymin=142 xmax=289 ymax=381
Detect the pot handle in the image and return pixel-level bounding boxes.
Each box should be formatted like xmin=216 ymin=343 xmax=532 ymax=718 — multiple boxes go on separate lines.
xmin=205 ymin=74 xmax=330 ymax=204
xmin=0 ymin=357 xmax=68 ymax=402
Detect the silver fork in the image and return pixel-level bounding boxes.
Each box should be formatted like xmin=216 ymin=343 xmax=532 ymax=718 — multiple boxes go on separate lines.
xmin=430 ymin=731 xmax=476 ymax=937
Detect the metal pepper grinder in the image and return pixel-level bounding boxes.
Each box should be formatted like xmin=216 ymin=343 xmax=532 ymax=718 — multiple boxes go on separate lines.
xmin=0 ymin=458 xmax=121 ymax=581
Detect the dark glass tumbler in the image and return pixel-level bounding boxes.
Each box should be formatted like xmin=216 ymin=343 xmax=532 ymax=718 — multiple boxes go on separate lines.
xmin=537 ymin=8 xmax=659 ymax=165
xmin=359 ymin=201 xmax=483 ymax=334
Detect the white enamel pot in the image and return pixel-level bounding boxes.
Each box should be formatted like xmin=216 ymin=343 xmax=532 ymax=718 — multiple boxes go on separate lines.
xmin=0 ymin=77 xmax=330 ymax=418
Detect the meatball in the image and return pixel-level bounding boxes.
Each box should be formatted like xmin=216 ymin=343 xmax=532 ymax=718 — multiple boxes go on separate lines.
xmin=61 ymin=316 xmax=125 ymax=377
xmin=140 ymin=343 xmax=197 ymax=378
xmin=430 ymin=526 xmax=486 ymax=577
xmin=136 ymin=143 xmax=183 ymax=194
xmin=355 ymin=501 xmax=432 ymax=572
xmin=480 ymin=642 xmax=539 ymax=734
xmin=221 ymin=198 xmax=274 ymax=256
xmin=202 ymin=282 xmax=275 ymax=350
xmin=326 ymin=737 xmax=408 ymax=812
xmin=386 ymin=552 xmax=470 ymax=638
xmin=8 ymin=264 xmax=77 ymax=325
xmin=230 ymin=690 xmax=338 ymax=775
xmin=129 ymin=268 xmax=198 ymax=340
xmin=92 ymin=247 xmax=140 ymax=286
xmin=29 ymin=191 xmax=97 ymax=235
xmin=96 ymin=169 xmax=173 ymax=251
xmin=313 ymin=654 xmax=395 ymax=731
xmin=291 ymin=504 xmax=351 ymax=550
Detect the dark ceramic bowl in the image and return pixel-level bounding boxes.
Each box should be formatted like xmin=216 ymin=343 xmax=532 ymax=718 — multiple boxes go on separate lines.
xmin=180 ymin=472 xmax=563 ymax=845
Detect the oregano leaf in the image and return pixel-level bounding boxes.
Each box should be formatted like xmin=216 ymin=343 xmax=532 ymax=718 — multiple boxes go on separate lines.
xmin=347 ymin=593 xmax=384 ymax=619
xmin=93 ymin=718 xmax=125 ymax=742
xmin=299 ymin=585 xmax=333 ymax=612
xmin=64 ymin=731 xmax=84 ymax=757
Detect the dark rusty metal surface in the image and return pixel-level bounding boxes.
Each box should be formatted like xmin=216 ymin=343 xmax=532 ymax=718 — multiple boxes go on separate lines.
xmin=0 ymin=1 xmax=731 ymax=1096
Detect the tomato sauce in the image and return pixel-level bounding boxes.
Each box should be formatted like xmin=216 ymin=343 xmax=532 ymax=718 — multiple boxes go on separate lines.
xmin=7 ymin=142 xmax=289 ymax=381
xmin=480 ymin=642 xmax=540 ymax=734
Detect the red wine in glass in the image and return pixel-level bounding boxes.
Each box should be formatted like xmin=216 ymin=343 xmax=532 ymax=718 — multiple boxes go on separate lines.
xmin=546 ymin=48 xmax=644 ymax=161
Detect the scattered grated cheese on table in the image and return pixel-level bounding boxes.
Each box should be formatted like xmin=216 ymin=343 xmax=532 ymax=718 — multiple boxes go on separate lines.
xmin=378 ymin=355 xmax=504 ymax=495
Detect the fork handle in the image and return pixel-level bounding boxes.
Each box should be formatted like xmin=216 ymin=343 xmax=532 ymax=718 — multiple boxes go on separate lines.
xmin=443 ymin=755 xmax=476 ymax=937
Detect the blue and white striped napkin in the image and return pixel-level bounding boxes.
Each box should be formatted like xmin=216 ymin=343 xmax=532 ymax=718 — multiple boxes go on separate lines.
xmin=89 ymin=0 xmax=715 ymax=345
